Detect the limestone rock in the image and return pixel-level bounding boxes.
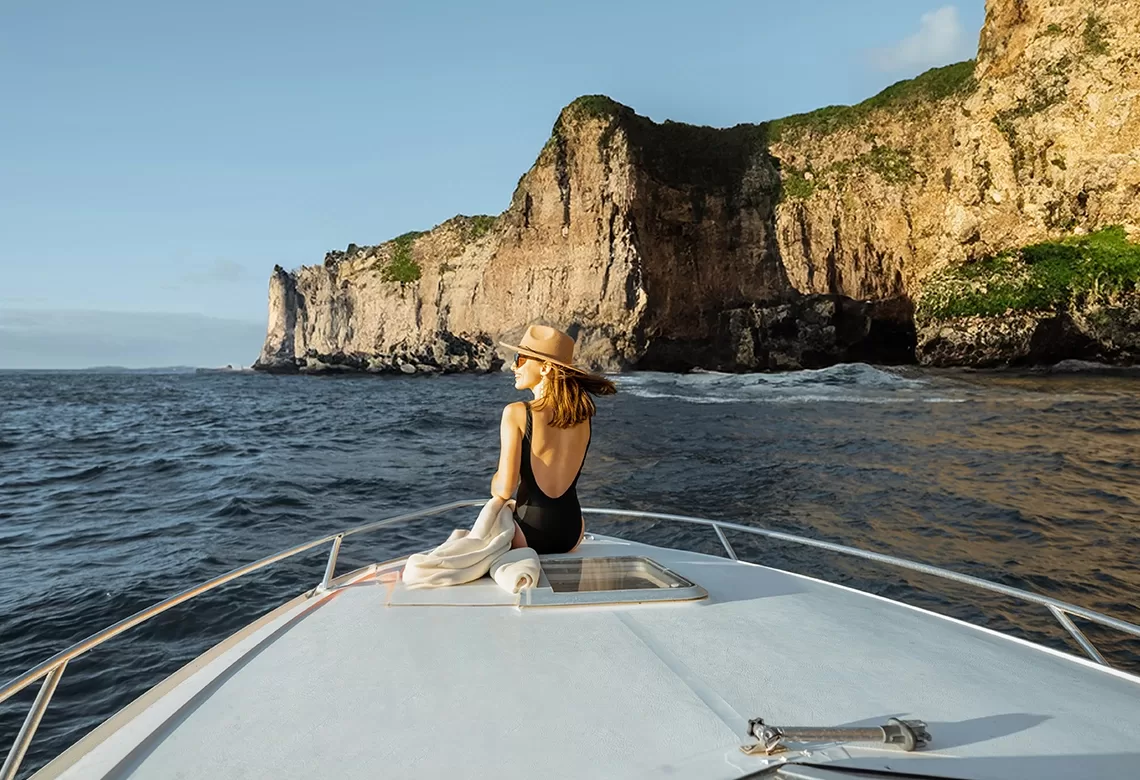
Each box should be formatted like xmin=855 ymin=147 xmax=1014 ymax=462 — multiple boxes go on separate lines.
xmin=714 ymin=295 xmax=915 ymax=371
xmin=917 ymin=299 xmax=1140 ymax=367
xmin=254 ymin=0 xmax=1140 ymax=374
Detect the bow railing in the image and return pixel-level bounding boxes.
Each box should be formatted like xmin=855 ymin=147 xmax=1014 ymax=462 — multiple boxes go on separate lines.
xmin=3 ymin=499 xmax=1139 ymax=779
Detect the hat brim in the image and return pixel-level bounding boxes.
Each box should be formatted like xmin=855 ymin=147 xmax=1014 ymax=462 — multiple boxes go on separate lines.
xmin=498 ymin=341 xmax=590 ymax=375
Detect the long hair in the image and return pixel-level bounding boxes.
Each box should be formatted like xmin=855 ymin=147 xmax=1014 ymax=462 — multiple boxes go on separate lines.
xmin=531 ymin=363 xmax=617 ymax=428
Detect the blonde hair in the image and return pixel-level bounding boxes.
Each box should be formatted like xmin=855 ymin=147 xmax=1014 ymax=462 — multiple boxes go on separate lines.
xmin=531 ymin=363 xmax=617 ymax=428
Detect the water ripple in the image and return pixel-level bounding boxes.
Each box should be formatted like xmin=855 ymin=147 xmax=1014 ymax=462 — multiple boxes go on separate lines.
xmin=1 ymin=367 xmax=1139 ymax=777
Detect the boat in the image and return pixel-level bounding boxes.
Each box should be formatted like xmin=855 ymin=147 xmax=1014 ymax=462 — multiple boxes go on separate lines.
xmin=3 ymin=499 xmax=1139 ymax=779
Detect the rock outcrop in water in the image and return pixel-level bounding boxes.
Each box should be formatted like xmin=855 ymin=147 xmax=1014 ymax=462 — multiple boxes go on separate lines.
xmin=256 ymin=0 xmax=1140 ymax=374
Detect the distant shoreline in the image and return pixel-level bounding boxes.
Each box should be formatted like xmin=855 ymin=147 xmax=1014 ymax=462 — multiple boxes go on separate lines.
xmin=0 ymin=366 xmax=246 ymax=374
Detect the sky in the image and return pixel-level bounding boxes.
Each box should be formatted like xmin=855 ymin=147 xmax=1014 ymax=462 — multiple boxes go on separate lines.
xmin=0 ymin=0 xmax=984 ymax=368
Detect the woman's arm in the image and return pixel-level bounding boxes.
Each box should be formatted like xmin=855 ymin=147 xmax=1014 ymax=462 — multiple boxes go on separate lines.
xmin=490 ymin=403 xmax=523 ymax=500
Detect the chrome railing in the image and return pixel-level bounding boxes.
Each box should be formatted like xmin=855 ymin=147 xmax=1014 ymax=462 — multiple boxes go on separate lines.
xmin=0 ymin=499 xmax=482 ymax=780
xmin=3 ymin=499 xmax=1139 ymax=779
xmin=583 ymin=508 xmax=1140 ymax=667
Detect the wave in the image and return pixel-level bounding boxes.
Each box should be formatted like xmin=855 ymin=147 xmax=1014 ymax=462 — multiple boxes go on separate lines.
xmin=615 ymin=364 xmax=958 ymax=405
xmin=624 ymin=389 xmax=966 ymax=405
xmin=211 ymin=497 xmax=253 ymax=518
xmin=0 ymin=463 xmax=113 ymax=490
xmin=2 ymin=366 xmax=1139 ymax=779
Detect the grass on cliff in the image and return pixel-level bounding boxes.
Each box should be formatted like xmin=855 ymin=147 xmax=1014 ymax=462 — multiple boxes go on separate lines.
xmin=1083 ymin=13 xmax=1110 ymax=55
xmin=562 ymin=94 xmax=626 ymax=122
xmin=544 ymin=72 xmax=951 ymax=201
xmin=782 ymin=144 xmax=918 ymax=201
xmin=466 ymin=215 xmax=496 ymax=239
xmin=769 ymin=60 xmax=976 ymax=142
xmin=917 ymin=226 xmax=1140 ymax=320
xmin=376 ymin=231 xmax=424 ymax=284
xmin=543 ymin=95 xmax=630 ymax=156
xmin=782 ymin=170 xmax=817 ymax=200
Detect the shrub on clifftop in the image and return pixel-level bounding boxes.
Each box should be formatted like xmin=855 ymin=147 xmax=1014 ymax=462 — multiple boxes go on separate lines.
xmin=769 ymin=60 xmax=977 ymax=141
xmin=917 ymin=226 xmax=1140 ymax=320
xmin=376 ymin=231 xmax=424 ymax=284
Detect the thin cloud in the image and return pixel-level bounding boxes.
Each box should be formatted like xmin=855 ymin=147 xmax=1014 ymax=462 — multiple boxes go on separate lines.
xmin=181 ymin=259 xmax=253 ymax=285
xmin=871 ymin=6 xmax=973 ymax=73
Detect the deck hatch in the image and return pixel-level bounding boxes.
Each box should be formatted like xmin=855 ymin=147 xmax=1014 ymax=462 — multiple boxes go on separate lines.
xmin=523 ymin=555 xmax=707 ymax=606
xmin=543 ymin=556 xmax=694 ymax=592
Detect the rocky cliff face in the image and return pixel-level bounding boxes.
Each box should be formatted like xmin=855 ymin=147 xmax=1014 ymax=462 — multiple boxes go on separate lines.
xmin=910 ymin=0 xmax=1140 ymax=365
xmin=256 ymin=0 xmax=1139 ymax=374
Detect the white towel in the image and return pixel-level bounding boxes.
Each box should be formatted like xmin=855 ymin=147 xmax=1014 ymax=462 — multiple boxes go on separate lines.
xmin=489 ymin=547 xmax=541 ymax=594
xmin=402 ymin=497 xmax=515 ymax=589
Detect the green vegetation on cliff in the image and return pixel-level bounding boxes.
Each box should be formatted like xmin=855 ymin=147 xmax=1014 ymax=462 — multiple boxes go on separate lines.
xmin=991 ymin=54 xmax=1072 ymax=163
xmin=769 ymin=61 xmax=977 ymax=141
xmin=782 ymin=170 xmax=816 ymax=200
xmin=780 ymin=145 xmax=917 ymax=202
xmin=543 ymin=68 xmax=967 ymax=208
xmin=857 ymin=145 xmax=917 ymax=183
xmin=543 ymin=95 xmax=629 ymax=156
xmin=917 ymin=227 xmax=1140 ymax=320
xmin=1083 ymin=12 xmax=1110 ymax=55
xmin=376 ymin=231 xmax=424 ymax=284
xmin=548 ymin=78 xmax=947 ymax=202
xmin=561 ymin=94 xmax=626 ymax=122
xmin=466 ymin=215 xmax=496 ymax=239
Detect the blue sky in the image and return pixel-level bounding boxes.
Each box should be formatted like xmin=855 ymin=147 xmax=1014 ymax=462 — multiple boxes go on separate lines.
xmin=0 ymin=1 xmax=984 ymax=367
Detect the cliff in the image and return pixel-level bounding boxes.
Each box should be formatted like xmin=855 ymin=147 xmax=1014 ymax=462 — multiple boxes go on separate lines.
xmin=256 ymin=0 xmax=1140 ymax=374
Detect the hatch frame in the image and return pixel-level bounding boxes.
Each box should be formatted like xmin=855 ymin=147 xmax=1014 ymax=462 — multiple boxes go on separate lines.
xmin=522 ymin=553 xmax=707 ymax=606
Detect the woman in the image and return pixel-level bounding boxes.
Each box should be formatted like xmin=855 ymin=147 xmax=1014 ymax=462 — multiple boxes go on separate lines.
xmin=490 ymin=324 xmax=616 ymax=554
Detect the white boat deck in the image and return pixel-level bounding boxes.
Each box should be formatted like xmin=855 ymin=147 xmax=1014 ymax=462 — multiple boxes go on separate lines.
xmin=35 ymin=536 xmax=1140 ymax=780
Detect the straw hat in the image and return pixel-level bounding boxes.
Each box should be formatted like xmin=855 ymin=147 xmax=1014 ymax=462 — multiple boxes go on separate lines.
xmin=498 ymin=324 xmax=589 ymax=374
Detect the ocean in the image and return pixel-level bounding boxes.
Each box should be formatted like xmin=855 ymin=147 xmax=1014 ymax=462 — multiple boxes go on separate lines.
xmin=2 ymin=366 xmax=1139 ymax=776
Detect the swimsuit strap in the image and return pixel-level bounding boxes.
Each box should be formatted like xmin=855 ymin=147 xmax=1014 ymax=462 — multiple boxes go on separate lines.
xmin=572 ymin=422 xmax=592 ymax=482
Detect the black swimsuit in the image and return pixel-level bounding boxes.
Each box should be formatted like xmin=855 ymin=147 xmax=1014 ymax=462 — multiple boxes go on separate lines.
xmin=513 ymin=402 xmax=591 ymax=555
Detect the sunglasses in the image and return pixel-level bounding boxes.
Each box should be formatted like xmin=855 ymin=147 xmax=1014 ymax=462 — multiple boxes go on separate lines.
xmin=512 ymin=353 xmax=530 ymax=369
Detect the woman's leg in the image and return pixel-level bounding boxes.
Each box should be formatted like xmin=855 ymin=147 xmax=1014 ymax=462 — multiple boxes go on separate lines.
xmin=568 ymin=516 xmax=585 ymax=553
xmin=511 ymin=521 xmax=529 ymax=550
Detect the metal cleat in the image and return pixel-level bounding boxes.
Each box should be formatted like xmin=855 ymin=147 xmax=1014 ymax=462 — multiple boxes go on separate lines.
xmin=741 ymin=717 xmax=931 ymax=755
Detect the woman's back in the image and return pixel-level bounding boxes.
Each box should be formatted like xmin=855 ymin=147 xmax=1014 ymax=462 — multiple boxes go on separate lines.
xmin=524 ymin=402 xmax=591 ymax=499
xmin=513 ymin=402 xmax=591 ymax=554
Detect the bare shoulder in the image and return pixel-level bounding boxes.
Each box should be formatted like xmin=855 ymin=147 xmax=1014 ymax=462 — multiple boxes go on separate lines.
xmin=500 ymin=401 xmax=527 ymax=424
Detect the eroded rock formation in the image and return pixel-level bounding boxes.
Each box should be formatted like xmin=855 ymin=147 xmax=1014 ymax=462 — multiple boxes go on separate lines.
xmin=256 ymin=0 xmax=1139 ymax=374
